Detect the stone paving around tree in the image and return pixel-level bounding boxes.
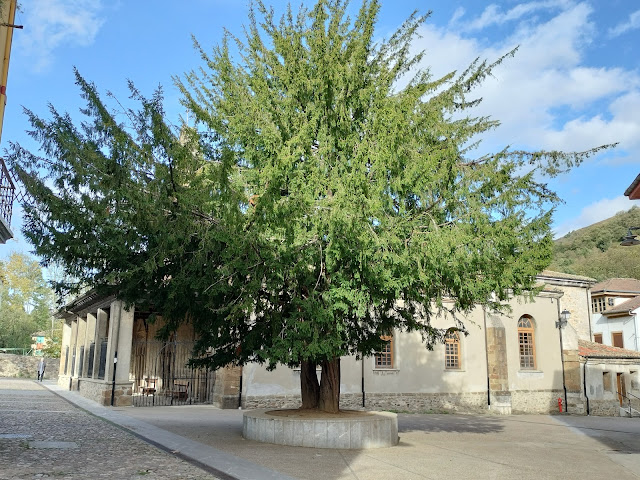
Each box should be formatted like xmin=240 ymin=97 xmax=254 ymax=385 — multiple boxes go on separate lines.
xmin=0 ymin=379 xmax=219 ymax=480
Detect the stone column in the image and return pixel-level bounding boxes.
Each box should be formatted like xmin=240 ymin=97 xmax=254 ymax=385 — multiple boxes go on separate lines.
xmin=76 ymin=316 xmax=87 ymax=377
xmin=103 ymin=300 xmax=135 ymax=406
xmin=84 ymin=312 xmax=96 ymax=378
xmin=115 ymin=303 xmax=134 ymax=383
xmin=70 ymin=318 xmax=79 ymax=378
xmin=104 ymin=303 xmax=118 ymax=382
xmin=92 ymin=308 xmax=108 ymax=379
xmin=59 ymin=320 xmax=72 ymax=379
xmin=213 ymin=365 xmax=243 ymax=409
xmin=485 ymin=314 xmax=511 ymax=414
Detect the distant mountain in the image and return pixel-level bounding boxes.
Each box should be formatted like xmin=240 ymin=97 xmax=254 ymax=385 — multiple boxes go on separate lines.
xmin=550 ymin=206 xmax=640 ymax=281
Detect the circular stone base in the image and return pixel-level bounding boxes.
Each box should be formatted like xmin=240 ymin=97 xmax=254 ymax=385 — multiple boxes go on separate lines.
xmin=242 ymin=409 xmax=398 ymax=449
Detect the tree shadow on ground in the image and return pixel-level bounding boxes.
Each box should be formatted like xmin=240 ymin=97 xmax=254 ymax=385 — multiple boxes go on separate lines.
xmin=397 ymin=413 xmax=505 ymax=435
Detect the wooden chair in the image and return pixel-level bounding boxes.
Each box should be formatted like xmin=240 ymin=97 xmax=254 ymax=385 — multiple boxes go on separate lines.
xmin=171 ymin=381 xmax=189 ymax=401
xmin=139 ymin=377 xmax=157 ymax=396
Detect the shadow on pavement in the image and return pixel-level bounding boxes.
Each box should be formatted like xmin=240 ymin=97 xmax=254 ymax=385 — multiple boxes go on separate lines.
xmin=552 ymin=415 xmax=640 ymax=454
xmin=397 ymin=413 xmax=505 ymax=434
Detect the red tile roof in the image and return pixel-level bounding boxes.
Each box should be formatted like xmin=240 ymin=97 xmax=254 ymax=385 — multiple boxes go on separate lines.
xmin=579 ymin=339 xmax=640 ymax=359
xmin=591 ymin=278 xmax=640 ymax=295
xmin=602 ymin=295 xmax=640 ymax=316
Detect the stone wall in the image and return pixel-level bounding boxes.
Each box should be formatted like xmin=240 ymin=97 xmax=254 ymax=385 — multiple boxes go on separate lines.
xmin=0 ymin=354 xmax=59 ymax=380
xmin=57 ymin=374 xmax=132 ymax=406
xmin=243 ymin=392 xmax=489 ymax=413
xmin=511 ymin=389 xmax=564 ymax=414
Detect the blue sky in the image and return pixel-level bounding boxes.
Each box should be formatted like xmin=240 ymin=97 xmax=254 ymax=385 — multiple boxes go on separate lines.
xmin=2 ymin=0 xmax=640 ymax=262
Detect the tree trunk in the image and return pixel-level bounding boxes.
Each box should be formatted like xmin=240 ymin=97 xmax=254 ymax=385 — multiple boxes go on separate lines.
xmin=318 ymin=357 xmax=340 ymax=413
xmin=300 ymin=360 xmax=320 ymax=409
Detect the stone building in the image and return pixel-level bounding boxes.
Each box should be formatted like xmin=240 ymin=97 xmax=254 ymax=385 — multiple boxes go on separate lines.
xmin=56 ymin=270 xmax=640 ymax=416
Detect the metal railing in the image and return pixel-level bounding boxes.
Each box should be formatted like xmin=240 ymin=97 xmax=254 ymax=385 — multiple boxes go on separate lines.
xmin=0 ymin=159 xmax=14 ymax=227
xmin=617 ymin=390 xmax=640 ymax=417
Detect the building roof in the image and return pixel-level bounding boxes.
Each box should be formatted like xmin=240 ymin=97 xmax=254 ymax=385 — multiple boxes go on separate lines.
xmin=579 ymin=339 xmax=640 ymax=359
xmin=624 ymin=172 xmax=640 ymax=200
xmin=602 ymin=295 xmax=640 ymax=316
xmin=591 ymin=278 xmax=640 ymax=295
xmin=538 ymin=270 xmax=596 ymax=282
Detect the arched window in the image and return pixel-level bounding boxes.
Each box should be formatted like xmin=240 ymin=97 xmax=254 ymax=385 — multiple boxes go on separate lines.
xmin=445 ymin=332 xmax=461 ymax=369
xmin=518 ymin=316 xmax=536 ymax=369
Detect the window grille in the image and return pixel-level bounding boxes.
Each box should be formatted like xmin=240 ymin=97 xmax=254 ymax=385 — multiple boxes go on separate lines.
xmin=445 ymin=332 xmax=461 ymax=369
xmin=375 ymin=335 xmax=393 ymax=368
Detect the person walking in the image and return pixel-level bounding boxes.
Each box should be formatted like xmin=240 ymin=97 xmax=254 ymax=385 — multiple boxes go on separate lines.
xmin=37 ymin=357 xmax=46 ymax=381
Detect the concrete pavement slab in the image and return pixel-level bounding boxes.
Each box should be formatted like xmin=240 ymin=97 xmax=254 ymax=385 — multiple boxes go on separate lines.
xmin=43 ymin=380 xmax=295 ymax=480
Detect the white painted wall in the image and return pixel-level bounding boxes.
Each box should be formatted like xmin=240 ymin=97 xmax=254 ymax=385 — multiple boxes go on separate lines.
xmin=592 ymin=309 xmax=640 ymax=351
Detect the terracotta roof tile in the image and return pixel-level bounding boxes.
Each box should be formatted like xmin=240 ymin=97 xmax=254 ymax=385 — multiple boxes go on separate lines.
xmin=579 ymin=339 xmax=640 ymax=359
xmin=537 ymin=270 xmax=596 ymax=282
xmin=591 ymin=278 xmax=640 ymax=294
xmin=602 ymin=295 xmax=640 ymax=316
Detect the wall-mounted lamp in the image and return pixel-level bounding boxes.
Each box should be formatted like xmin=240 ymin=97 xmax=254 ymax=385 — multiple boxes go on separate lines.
xmin=620 ymin=226 xmax=640 ymax=247
xmin=556 ymin=309 xmax=570 ymax=329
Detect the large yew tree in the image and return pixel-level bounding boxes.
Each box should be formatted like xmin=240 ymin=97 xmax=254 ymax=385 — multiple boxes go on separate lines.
xmin=9 ymin=0 xmax=608 ymax=412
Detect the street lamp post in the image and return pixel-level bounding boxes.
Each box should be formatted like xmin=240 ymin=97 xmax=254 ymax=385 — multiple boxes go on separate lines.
xmin=556 ymin=309 xmax=570 ymax=413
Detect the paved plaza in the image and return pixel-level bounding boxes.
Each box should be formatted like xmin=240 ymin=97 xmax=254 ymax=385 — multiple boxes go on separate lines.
xmin=0 ymin=379 xmax=220 ymax=480
xmin=1 ymin=378 xmax=639 ymax=479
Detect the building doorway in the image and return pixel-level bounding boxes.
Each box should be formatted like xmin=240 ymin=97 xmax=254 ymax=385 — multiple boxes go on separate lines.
xmin=616 ymin=373 xmax=626 ymax=406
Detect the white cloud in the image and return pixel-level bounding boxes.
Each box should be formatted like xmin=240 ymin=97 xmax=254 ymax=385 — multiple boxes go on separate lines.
xmin=609 ymin=9 xmax=640 ymax=37
xmin=554 ymin=196 xmax=631 ymax=237
xmin=16 ymin=0 xmax=105 ymax=72
xmin=459 ymin=1 xmax=570 ymax=32
xmin=408 ymin=2 xmax=640 ymax=160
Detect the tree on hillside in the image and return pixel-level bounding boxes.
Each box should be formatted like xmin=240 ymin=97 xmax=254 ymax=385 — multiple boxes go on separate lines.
xmin=551 ymin=206 xmax=640 ymax=280
xmin=0 ymin=253 xmax=53 ymax=350
xmin=8 ymin=0 xmax=610 ymax=412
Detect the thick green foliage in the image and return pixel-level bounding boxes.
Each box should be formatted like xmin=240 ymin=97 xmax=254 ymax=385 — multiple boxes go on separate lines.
xmin=0 ymin=253 xmax=53 ymax=349
xmin=9 ymin=0 xmax=609 ymax=372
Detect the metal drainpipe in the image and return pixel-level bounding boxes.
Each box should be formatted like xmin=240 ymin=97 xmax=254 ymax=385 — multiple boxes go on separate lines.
xmin=586 ymin=289 xmax=593 ymax=341
xmin=483 ymin=306 xmax=491 ymax=407
xmin=583 ymin=360 xmax=590 ymax=415
xmin=238 ymin=370 xmax=243 ymax=409
xmin=361 ymin=355 xmax=365 ymax=408
xmin=110 ymin=303 xmax=122 ymax=407
xmin=556 ymin=298 xmax=568 ymax=413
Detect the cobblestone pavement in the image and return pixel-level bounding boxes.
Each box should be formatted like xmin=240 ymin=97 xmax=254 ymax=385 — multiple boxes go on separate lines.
xmin=0 ymin=379 xmax=220 ymax=480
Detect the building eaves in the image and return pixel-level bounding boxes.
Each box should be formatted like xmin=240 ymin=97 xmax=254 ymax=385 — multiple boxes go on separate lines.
xmin=591 ymin=278 xmax=640 ymax=295
xmin=624 ymin=172 xmax=640 ymax=199
xmin=602 ymin=295 xmax=640 ymax=316
xmin=536 ymin=270 xmax=596 ymax=288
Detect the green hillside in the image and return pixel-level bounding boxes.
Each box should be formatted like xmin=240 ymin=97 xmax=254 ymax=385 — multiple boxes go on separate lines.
xmin=550 ymin=206 xmax=640 ymax=281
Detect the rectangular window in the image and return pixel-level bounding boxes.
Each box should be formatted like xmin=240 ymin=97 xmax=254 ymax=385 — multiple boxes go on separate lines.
xmin=445 ymin=332 xmax=461 ymax=369
xmin=612 ymin=332 xmax=624 ymax=348
xmin=593 ymin=333 xmax=603 ymax=344
xmin=591 ymin=297 xmax=607 ymax=313
xmin=375 ymin=336 xmax=393 ymax=369
xmin=603 ymin=371 xmax=611 ymax=392
xmin=607 ymin=298 xmax=614 ymax=306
